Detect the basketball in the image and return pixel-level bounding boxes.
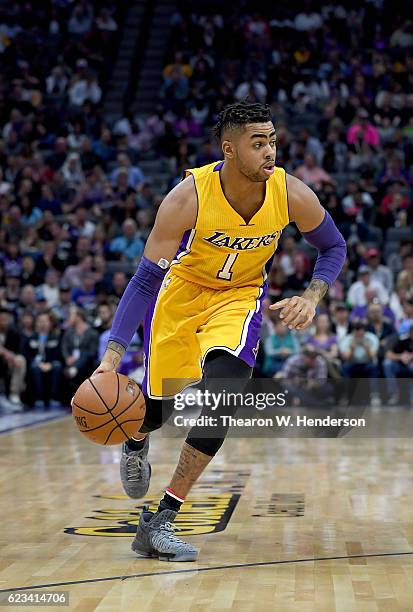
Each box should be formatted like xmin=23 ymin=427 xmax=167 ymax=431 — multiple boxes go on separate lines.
xmin=71 ymin=372 xmax=146 ymax=445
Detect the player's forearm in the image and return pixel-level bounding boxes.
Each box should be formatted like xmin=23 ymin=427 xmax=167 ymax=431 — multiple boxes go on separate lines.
xmin=107 ymin=255 xmax=167 ymax=354
xmin=302 ymin=279 xmax=328 ymax=306
xmin=101 ymin=341 xmax=126 ymax=369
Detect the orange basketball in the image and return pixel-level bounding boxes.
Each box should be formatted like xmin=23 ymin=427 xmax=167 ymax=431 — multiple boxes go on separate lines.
xmin=71 ymin=372 xmax=146 ymax=445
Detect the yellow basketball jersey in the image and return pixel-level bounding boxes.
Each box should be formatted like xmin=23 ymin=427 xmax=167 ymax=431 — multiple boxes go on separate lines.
xmin=170 ymin=160 xmax=289 ymax=289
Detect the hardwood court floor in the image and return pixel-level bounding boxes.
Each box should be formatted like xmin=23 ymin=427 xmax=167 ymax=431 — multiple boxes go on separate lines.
xmin=1 ymin=410 xmax=413 ymax=611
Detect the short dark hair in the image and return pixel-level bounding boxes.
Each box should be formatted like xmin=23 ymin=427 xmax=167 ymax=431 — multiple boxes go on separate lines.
xmin=213 ymin=100 xmax=272 ymax=140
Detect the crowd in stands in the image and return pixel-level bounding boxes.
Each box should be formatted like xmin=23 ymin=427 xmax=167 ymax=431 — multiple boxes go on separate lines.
xmin=0 ymin=0 xmax=412 ymax=411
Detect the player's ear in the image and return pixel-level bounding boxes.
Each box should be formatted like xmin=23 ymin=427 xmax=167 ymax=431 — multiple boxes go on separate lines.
xmin=222 ymin=140 xmax=234 ymax=159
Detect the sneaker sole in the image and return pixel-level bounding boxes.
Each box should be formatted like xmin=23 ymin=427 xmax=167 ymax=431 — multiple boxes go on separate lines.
xmin=131 ymin=540 xmax=198 ymax=562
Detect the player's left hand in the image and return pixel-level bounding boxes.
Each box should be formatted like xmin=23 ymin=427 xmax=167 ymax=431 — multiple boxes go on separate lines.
xmin=270 ymin=296 xmax=316 ymax=330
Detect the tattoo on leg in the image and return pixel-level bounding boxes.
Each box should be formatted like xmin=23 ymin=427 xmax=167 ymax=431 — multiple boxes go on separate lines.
xmin=168 ymin=442 xmax=212 ymax=499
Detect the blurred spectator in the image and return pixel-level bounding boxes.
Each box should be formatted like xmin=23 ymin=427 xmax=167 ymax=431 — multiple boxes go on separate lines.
xmin=52 ymin=285 xmax=73 ymax=327
xmin=279 ymin=346 xmax=331 ymax=407
xmin=71 ymin=273 xmax=97 ymax=312
xmin=347 ymin=109 xmax=380 ymax=147
xmin=365 ymin=303 xmax=396 ymax=368
xmin=339 ymin=320 xmax=379 ymax=382
xmin=110 ymin=153 xmax=145 ymax=190
xmin=365 ymin=248 xmax=393 ymax=293
xmin=61 ymin=306 xmax=98 ymax=392
xmin=347 ymin=267 xmax=388 ymax=307
xmin=110 ymin=219 xmax=144 ymax=263
xmin=0 ymin=308 xmax=26 ymax=410
xmin=262 ymin=312 xmax=299 ymax=377
xmin=307 ymin=314 xmax=340 ymax=378
xmin=294 ymin=154 xmax=334 ymax=190
xmin=40 ymin=269 xmax=60 ymax=308
xmin=24 ymin=312 xmax=62 ymax=409
xmin=331 ymin=303 xmax=351 ymax=342
xmin=383 ymin=323 xmax=413 ymax=404
xmin=62 ymin=255 xmax=93 ymax=289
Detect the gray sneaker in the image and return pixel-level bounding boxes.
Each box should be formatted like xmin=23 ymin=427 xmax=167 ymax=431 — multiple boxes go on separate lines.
xmin=132 ymin=507 xmax=198 ymax=562
xmin=120 ymin=436 xmax=151 ymax=499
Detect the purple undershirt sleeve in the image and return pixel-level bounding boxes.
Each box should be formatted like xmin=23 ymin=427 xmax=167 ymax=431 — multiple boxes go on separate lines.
xmin=301 ymin=211 xmax=347 ymax=287
xmin=108 ymin=255 xmax=167 ymax=350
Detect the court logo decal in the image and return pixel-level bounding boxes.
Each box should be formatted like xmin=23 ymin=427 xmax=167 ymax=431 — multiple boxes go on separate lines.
xmin=252 ymin=493 xmax=305 ymax=517
xmin=65 ymin=470 xmax=249 ymax=537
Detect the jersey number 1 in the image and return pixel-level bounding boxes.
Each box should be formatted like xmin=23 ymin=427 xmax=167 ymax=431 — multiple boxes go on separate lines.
xmin=217 ymin=253 xmax=238 ymax=280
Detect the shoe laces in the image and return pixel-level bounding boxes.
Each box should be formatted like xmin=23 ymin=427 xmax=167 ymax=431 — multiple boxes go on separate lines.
xmin=125 ymin=454 xmax=143 ymax=482
xmin=154 ymin=521 xmax=184 ymax=545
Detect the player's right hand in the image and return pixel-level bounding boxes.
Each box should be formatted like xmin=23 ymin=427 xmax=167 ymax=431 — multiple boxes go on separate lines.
xmin=91 ymin=361 xmax=116 ymax=378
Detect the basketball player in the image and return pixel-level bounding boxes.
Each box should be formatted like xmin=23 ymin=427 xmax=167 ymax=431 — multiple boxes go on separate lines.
xmin=93 ymin=101 xmax=346 ymax=561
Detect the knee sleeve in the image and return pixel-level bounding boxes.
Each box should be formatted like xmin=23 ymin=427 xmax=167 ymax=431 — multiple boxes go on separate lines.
xmin=139 ymin=396 xmax=175 ymax=433
xmin=186 ymin=350 xmax=252 ymax=457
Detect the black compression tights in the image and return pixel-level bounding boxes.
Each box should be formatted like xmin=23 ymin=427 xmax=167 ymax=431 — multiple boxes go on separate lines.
xmin=139 ymin=350 xmax=252 ymax=456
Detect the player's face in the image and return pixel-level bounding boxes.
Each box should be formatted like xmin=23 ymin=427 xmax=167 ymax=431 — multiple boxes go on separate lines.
xmin=234 ymin=122 xmax=277 ymax=182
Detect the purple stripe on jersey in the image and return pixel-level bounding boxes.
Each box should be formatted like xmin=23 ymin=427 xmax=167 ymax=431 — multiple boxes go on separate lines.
xmin=237 ymin=253 xmax=275 ymax=367
xmin=237 ymin=284 xmax=268 ymax=367
xmin=213 ymin=161 xmax=224 ymax=171
xmin=141 ymin=283 xmax=163 ymax=396
xmin=175 ymin=229 xmax=190 ymax=258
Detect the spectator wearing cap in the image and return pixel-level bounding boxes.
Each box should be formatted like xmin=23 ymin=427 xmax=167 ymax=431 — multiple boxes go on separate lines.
xmin=347 ymin=109 xmax=380 ymax=147
xmin=0 ymin=308 xmax=26 ymax=410
xmin=51 ymin=284 xmax=73 ymax=328
xmin=61 ymin=306 xmax=98 ymax=393
xmin=331 ymin=303 xmax=352 ymax=342
xmin=339 ymin=321 xmax=380 ymax=402
xmin=109 ymin=219 xmax=144 ymax=263
xmin=347 ymin=266 xmax=389 ymax=307
xmin=24 ymin=312 xmax=63 ymax=409
xmin=366 ymin=248 xmax=393 ymax=293
xmin=383 ymin=323 xmax=413 ymax=404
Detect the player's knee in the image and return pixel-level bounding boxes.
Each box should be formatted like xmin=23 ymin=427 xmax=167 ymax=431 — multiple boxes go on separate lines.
xmin=203 ymin=350 xmax=252 ymax=380
xmin=185 ymin=435 xmax=225 ymax=457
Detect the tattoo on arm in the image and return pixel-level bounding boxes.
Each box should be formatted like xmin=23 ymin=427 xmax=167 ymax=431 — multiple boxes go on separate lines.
xmin=103 ymin=341 xmax=126 ymax=368
xmin=169 ymin=442 xmax=212 ymax=498
xmin=303 ymin=279 xmax=329 ymax=305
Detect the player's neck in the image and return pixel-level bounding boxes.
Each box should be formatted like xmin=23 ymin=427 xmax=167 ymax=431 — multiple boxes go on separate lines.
xmin=220 ymin=162 xmax=265 ymax=204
